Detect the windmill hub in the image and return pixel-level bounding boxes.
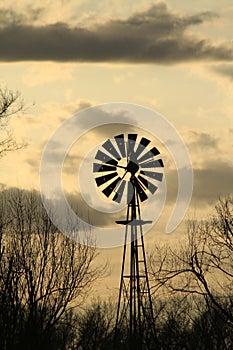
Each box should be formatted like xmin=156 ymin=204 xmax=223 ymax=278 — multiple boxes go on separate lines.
xmin=126 ymin=160 xmax=139 ymax=175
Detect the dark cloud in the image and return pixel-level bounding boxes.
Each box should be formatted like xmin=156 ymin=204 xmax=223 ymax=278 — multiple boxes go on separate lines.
xmin=188 ymin=131 xmax=219 ymax=150
xmin=0 ymin=3 xmax=232 ymax=63
xmin=212 ymin=64 xmax=233 ymax=80
xmin=166 ymin=159 xmax=233 ymax=206
xmin=67 ymin=191 xmax=122 ymax=227
xmin=93 ymin=123 xmax=137 ymax=138
xmin=194 ymin=159 xmax=233 ymax=203
xmin=72 ymin=107 xmax=138 ymax=133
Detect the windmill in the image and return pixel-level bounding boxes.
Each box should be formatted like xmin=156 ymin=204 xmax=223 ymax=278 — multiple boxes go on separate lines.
xmin=93 ymin=133 xmax=164 ymax=349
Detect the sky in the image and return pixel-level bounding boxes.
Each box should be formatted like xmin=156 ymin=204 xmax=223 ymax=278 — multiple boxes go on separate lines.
xmin=0 ymin=0 xmax=233 ymax=298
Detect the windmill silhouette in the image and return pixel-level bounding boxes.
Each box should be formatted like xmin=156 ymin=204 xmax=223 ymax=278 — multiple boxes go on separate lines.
xmin=94 ymin=133 xmax=164 ymax=349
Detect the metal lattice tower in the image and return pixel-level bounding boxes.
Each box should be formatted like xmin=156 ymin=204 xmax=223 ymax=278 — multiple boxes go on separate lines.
xmin=93 ymin=134 xmax=164 ymax=349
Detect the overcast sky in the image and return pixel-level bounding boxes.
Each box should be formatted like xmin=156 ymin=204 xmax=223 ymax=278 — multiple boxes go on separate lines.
xmin=0 ymin=0 xmax=232 ymax=297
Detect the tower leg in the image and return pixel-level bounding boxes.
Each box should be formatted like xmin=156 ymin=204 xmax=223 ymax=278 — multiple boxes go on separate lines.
xmin=114 ymin=190 xmax=158 ymax=349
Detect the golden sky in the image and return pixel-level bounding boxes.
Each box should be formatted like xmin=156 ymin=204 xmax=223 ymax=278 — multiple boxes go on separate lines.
xmin=0 ymin=0 xmax=233 ymax=297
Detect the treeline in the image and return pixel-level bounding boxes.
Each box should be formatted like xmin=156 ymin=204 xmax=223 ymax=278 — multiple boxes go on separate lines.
xmin=74 ymin=295 xmax=232 ymax=350
xmin=0 ymin=189 xmax=232 ymax=349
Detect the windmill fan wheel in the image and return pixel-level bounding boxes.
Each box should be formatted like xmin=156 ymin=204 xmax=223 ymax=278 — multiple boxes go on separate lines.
xmin=93 ymin=134 xmax=164 ymax=204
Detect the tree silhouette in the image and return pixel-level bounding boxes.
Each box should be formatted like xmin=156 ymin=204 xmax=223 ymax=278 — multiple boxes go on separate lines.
xmin=0 ymin=86 xmax=25 ymax=158
xmin=0 ymin=188 xmax=105 ymax=349
xmin=149 ymin=196 xmax=233 ymax=326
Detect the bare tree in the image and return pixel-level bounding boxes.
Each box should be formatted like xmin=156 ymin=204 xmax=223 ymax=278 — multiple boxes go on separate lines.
xmin=0 ymin=86 xmax=25 ymax=157
xmin=76 ymin=298 xmax=116 ymax=350
xmin=149 ymin=196 xmax=233 ymax=325
xmin=0 ymin=188 xmax=106 ymax=349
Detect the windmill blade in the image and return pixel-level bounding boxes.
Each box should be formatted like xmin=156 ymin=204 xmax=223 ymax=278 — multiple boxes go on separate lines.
xmin=95 ymin=172 xmax=118 ymax=187
xmin=127 ymin=134 xmax=137 ymax=158
xmin=102 ymin=139 xmax=121 ymax=160
xmin=93 ymin=163 xmax=116 ymax=173
xmin=106 ymin=159 xmax=118 ymax=166
xmin=140 ymin=170 xmax=163 ymax=182
xmin=140 ymin=159 xmax=164 ymax=169
xmin=114 ymin=134 xmax=126 ymax=158
xmin=134 ymin=137 xmax=151 ymax=159
xmin=138 ymin=174 xmax=158 ymax=194
xmin=113 ymin=180 xmax=126 ymax=203
xmin=134 ymin=177 xmax=148 ymax=202
xmin=95 ymin=150 xmax=117 ymax=165
xmin=137 ymin=147 xmax=160 ymax=163
xmin=102 ymin=177 xmax=121 ymax=197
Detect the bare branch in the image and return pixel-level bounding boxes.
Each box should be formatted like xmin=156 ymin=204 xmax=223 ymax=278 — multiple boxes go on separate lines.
xmin=149 ymin=196 xmax=233 ymax=325
xmin=0 ymin=86 xmax=26 ymax=158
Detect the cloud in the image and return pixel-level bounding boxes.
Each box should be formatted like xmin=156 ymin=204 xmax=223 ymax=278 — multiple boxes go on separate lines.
xmin=211 ymin=64 xmax=233 ymax=81
xmin=187 ymin=130 xmax=219 ymax=151
xmin=0 ymin=6 xmax=44 ymax=28
xmin=72 ymin=106 xmax=138 ymax=133
xmin=41 ymin=99 xmax=93 ymax=122
xmin=193 ymin=159 xmax=233 ymax=203
xmin=0 ymin=3 xmax=232 ymax=63
xmin=26 ymin=158 xmax=38 ymax=169
xmin=165 ymin=130 xmax=231 ymax=205
xmin=166 ymin=159 xmax=233 ymax=206
xmin=67 ymin=191 xmax=116 ymax=227
xmin=63 ymin=154 xmax=83 ymax=174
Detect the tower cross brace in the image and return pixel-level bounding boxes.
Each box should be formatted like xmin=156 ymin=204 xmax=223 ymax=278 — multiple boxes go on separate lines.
xmin=114 ymin=177 xmax=158 ymax=349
